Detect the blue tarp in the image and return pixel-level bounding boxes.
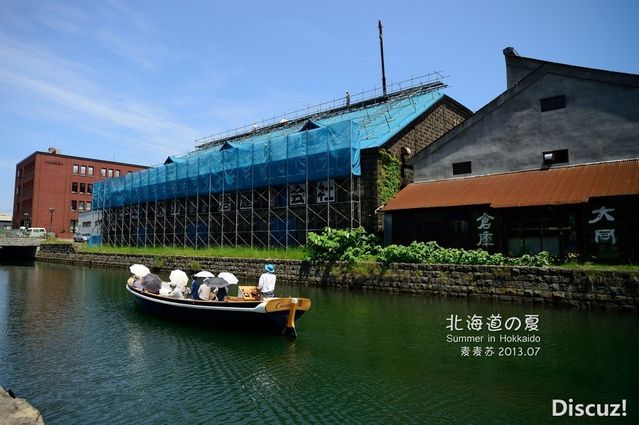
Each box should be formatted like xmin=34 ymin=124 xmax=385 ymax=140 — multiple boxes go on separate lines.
xmin=93 ymin=90 xmax=443 ymax=208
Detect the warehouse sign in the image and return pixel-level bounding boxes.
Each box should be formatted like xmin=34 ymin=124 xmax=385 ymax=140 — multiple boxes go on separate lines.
xmin=288 ymin=184 xmax=306 ymax=206
xmin=316 ymin=179 xmax=335 ymax=203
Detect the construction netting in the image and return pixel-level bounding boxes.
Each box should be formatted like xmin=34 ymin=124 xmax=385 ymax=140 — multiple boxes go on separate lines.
xmin=94 ymin=120 xmax=361 ymax=208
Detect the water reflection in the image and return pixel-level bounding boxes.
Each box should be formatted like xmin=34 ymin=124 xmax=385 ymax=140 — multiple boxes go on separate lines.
xmin=0 ymin=262 xmax=637 ymax=425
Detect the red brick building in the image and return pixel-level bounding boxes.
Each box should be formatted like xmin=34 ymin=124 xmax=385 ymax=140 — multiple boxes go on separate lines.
xmin=13 ymin=149 xmax=146 ymax=238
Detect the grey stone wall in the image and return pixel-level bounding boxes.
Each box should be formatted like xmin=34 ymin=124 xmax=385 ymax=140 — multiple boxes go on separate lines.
xmin=37 ymin=246 xmax=639 ymax=311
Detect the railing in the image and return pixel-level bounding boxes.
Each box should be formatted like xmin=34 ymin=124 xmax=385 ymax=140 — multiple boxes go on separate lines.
xmin=194 ymin=72 xmax=447 ymax=149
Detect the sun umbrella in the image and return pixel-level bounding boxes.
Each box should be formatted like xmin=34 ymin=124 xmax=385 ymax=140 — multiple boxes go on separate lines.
xmin=217 ymin=272 xmax=239 ymax=285
xmin=194 ymin=271 xmax=215 ymax=278
xmin=204 ymin=277 xmax=234 ymax=288
xmin=169 ymin=269 xmax=189 ymax=287
xmin=129 ymin=264 xmax=150 ymax=277
xmin=141 ymin=273 xmax=162 ymax=294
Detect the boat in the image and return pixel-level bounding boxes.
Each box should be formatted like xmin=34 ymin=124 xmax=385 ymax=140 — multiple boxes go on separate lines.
xmin=126 ymin=283 xmax=312 ymax=337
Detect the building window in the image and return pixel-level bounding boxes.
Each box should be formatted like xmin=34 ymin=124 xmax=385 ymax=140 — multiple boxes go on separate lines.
xmin=114 ymin=169 xmax=120 ymax=177
xmin=80 ymin=165 xmax=86 ymax=175
xmin=70 ymin=220 xmax=78 ymax=233
xmin=542 ymin=149 xmax=569 ymax=165
xmin=73 ymin=164 xmax=79 ymax=174
xmin=540 ymin=95 xmax=566 ymax=112
xmin=101 ymin=168 xmax=107 ymax=177
xmin=87 ymin=184 xmax=93 ymax=194
xmin=71 ymin=200 xmax=77 ymax=211
xmin=452 ymin=161 xmax=472 ymax=175
xmin=72 ymin=182 xmax=78 ymax=193
xmin=86 ymin=201 xmax=92 ymax=211
xmin=128 ymin=171 xmax=133 ymax=174
xmin=88 ymin=166 xmax=94 ymax=176
xmin=79 ymin=201 xmax=85 ymax=211
xmin=17 ymin=169 xmax=21 ymax=178
xmin=80 ymin=183 xmax=86 ymax=193
xmin=108 ymin=169 xmax=113 ymax=178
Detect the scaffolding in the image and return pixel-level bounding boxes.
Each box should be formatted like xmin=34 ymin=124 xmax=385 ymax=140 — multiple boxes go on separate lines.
xmin=95 ymin=120 xmax=362 ymax=248
xmin=94 ymin=78 xmax=446 ymax=248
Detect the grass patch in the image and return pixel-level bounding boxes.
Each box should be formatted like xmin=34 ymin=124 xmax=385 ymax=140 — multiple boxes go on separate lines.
xmin=77 ymin=243 xmax=307 ymax=260
xmin=41 ymin=238 xmax=73 ymax=244
xmin=556 ymin=262 xmax=639 ymax=272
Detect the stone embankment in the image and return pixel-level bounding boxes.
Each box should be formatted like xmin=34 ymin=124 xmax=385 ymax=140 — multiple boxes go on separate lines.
xmin=0 ymin=387 xmax=44 ymax=425
xmin=37 ymin=244 xmax=639 ymax=311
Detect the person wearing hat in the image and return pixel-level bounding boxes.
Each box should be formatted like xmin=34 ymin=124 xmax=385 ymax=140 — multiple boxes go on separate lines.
xmin=257 ymin=264 xmax=276 ymax=299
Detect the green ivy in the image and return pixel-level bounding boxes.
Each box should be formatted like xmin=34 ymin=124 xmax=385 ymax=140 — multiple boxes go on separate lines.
xmin=378 ymin=149 xmax=402 ymax=204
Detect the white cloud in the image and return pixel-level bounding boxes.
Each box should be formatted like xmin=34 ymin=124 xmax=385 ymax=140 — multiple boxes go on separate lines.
xmin=0 ymin=33 xmax=199 ymax=158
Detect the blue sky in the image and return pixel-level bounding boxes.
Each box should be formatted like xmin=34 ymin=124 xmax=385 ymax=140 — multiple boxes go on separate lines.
xmin=1 ymin=0 xmax=638 ymax=214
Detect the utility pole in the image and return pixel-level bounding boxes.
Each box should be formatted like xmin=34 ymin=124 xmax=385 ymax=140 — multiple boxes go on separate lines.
xmin=378 ymin=19 xmax=387 ymax=97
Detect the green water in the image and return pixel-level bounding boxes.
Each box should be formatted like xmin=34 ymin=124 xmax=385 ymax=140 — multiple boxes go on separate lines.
xmin=0 ymin=262 xmax=637 ymax=424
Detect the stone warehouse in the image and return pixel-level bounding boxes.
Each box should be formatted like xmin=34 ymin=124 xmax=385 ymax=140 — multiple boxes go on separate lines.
xmin=384 ymin=48 xmax=639 ymax=262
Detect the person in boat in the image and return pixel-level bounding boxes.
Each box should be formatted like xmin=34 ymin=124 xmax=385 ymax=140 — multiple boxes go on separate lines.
xmin=190 ymin=277 xmax=203 ymax=300
xmin=197 ymin=279 xmax=211 ymax=300
xmin=215 ymin=286 xmax=227 ymax=301
xmin=167 ymin=282 xmax=184 ymax=299
xmin=128 ymin=275 xmax=144 ymax=291
xmin=257 ymin=264 xmax=276 ymax=299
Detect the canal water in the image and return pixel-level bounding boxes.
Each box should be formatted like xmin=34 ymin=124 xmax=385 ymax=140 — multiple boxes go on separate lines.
xmin=0 ymin=262 xmax=637 ymax=424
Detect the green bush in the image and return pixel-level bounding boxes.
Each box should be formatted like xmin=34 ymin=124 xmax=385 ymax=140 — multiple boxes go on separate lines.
xmin=377 ymin=241 xmax=430 ymax=264
xmin=306 ymin=227 xmax=552 ymax=267
xmin=306 ymin=227 xmax=379 ymax=262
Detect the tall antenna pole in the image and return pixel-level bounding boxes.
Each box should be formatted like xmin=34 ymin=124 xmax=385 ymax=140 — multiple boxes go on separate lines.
xmin=378 ymin=19 xmax=387 ymax=97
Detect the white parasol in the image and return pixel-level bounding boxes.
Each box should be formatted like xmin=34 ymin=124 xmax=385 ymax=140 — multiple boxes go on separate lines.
xmin=217 ymin=272 xmax=239 ymax=285
xmin=194 ymin=270 xmax=215 ymax=278
xmin=129 ymin=264 xmax=150 ymax=277
xmin=169 ymin=269 xmax=189 ymax=288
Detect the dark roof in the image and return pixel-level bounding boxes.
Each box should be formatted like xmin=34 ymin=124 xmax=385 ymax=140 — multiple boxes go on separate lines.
xmin=383 ymin=159 xmax=639 ymax=211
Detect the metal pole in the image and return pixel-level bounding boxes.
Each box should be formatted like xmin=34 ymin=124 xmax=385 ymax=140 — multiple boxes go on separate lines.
xmin=378 ymin=20 xmax=387 ymax=97
xmin=49 ymin=207 xmax=54 ymax=235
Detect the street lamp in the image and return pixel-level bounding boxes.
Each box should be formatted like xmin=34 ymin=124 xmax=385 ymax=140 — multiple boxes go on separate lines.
xmin=49 ymin=207 xmax=55 ymax=235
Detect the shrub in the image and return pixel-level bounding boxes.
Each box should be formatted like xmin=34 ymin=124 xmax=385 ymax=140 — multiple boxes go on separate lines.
xmin=377 ymin=241 xmax=430 ymax=264
xmin=306 ymin=227 xmax=379 ymax=262
xmin=306 ymin=227 xmax=552 ymax=267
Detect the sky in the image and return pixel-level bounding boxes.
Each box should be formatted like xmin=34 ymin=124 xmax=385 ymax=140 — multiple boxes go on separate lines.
xmin=1 ymin=0 xmax=638 ymax=214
